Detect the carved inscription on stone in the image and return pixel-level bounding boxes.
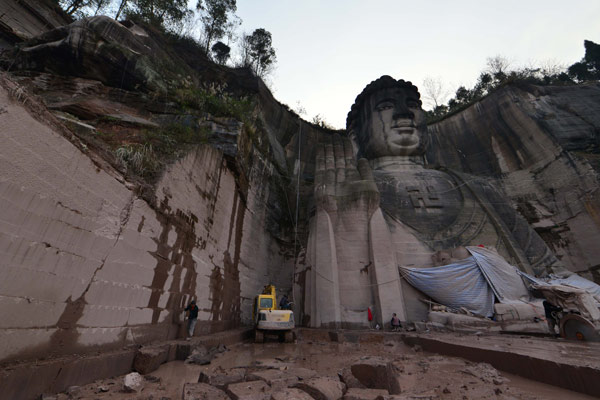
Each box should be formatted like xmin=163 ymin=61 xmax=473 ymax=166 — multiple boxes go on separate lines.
xmin=406 ymin=185 xmax=442 ymax=211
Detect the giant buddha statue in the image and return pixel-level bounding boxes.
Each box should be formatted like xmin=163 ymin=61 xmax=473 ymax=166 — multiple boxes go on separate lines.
xmin=304 ymin=76 xmax=562 ymax=327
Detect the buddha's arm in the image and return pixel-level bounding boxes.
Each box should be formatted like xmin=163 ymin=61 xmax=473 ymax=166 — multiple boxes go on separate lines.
xmin=306 ymin=135 xmax=404 ymax=326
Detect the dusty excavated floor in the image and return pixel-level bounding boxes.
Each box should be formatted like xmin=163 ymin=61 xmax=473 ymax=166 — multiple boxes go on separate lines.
xmin=50 ymin=331 xmax=597 ymax=400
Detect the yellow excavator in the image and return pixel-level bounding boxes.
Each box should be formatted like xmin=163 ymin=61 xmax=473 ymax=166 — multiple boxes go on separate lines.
xmin=252 ymin=284 xmax=294 ymax=343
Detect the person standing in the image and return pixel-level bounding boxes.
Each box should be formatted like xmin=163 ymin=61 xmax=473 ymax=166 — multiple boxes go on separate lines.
xmin=184 ymin=300 xmax=199 ymax=339
xmin=279 ymin=294 xmax=291 ymax=310
xmin=390 ymin=313 xmax=401 ymax=331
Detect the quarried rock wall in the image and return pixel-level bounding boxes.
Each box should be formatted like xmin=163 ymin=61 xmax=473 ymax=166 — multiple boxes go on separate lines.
xmin=427 ymin=83 xmax=600 ymax=280
xmin=0 ymin=75 xmax=292 ymax=364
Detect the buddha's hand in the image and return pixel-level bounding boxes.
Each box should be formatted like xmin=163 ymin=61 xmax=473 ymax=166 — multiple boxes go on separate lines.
xmin=314 ymin=134 xmax=380 ymax=217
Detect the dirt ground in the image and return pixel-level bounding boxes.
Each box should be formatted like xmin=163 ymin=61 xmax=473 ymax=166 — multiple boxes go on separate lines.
xmin=51 ymin=334 xmax=597 ymax=400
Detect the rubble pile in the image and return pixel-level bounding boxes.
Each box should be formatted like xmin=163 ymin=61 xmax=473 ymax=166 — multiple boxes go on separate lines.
xmin=43 ymin=338 xmax=575 ymax=400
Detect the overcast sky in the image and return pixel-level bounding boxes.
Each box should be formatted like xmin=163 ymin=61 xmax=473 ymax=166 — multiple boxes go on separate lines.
xmin=234 ymin=1 xmax=600 ymax=129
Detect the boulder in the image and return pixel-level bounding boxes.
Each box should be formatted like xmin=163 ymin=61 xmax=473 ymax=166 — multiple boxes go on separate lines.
xmin=186 ymin=345 xmax=213 ymax=365
xmin=183 ymin=382 xmax=229 ymax=400
xmin=350 ymin=358 xmax=389 ymax=390
xmin=270 ymin=388 xmax=314 ymax=400
xmin=338 ymin=366 xmax=366 ymax=389
xmin=133 ymin=344 xmax=170 ymax=374
xmin=12 ymin=16 xmax=173 ymax=93
xmin=293 ymin=376 xmax=346 ymax=400
xmin=247 ymin=369 xmax=299 ymax=390
xmin=350 ymin=358 xmax=402 ymax=395
xmin=287 ymin=367 xmax=320 ymax=381
xmin=343 ymin=388 xmax=389 ymax=400
xmin=198 ymin=368 xmax=246 ymax=389
xmin=248 ymin=367 xmax=317 ymax=390
xmin=123 ymin=372 xmax=144 ymax=393
xmin=226 ymin=380 xmax=272 ymax=400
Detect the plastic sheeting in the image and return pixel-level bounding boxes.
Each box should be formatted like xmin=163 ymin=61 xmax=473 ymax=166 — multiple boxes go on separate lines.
xmin=519 ymin=271 xmax=600 ymax=307
xmin=467 ymin=246 xmax=531 ymax=303
xmin=400 ymin=257 xmax=496 ymax=317
xmin=549 ymin=275 xmax=600 ymax=304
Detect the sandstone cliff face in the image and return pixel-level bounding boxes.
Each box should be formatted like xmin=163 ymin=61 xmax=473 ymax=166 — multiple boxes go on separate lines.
xmin=427 ymin=83 xmax=600 ymax=279
xmin=0 ymin=0 xmax=70 ymax=48
xmin=2 ymin=8 xmax=600 ymax=364
xmin=0 ymin=74 xmax=297 ymax=363
xmin=0 ymin=13 xmax=334 ymax=364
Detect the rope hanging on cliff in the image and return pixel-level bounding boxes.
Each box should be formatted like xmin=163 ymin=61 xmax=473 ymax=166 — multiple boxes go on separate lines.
xmin=291 ymin=122 xmax=302 ymax=305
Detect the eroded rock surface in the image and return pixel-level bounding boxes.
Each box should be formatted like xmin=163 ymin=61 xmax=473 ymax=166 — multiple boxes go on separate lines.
xmin=133 ymin=344 xmax=170 ymax=374
xmin=293 ymin=376 xmax=346 ymax=400
xmin=226 ymin=380 xmax=272 ymax=400
xmin=183 ymin=382 xmax=230 ymax=400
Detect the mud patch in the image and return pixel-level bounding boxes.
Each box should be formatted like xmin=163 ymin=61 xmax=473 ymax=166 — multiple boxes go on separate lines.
xmin=147 ymin=198 xmax=198 ymax=328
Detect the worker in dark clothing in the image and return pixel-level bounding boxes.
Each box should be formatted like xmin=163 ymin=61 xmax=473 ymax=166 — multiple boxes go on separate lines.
xmin=184 ymin=300 xmax=199 ymax=338
xmin=543 ymin=300 xmax=561 ymax=335
xmin=390 ymin=313 xmax=402 ymax=331
xmin=279 ymin=294 xmax=291 ymax=310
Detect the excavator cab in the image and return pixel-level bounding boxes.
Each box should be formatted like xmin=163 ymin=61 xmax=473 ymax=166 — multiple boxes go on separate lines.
xmin=253 ymin=284 xmax=294 ymax=343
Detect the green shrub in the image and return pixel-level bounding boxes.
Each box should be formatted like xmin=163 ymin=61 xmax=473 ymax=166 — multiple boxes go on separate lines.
xmin=115 ymin=144 xmax=160 ymax=177
xmin=174 ymin=83 xmax=254 ymax=122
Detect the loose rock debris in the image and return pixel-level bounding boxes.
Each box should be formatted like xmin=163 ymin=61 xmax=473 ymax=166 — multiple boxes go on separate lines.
xmin=50 ymin=339 xmax=594 ymax=400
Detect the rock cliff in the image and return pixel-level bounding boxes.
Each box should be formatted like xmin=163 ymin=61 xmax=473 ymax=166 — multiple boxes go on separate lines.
xmin=1 ymin=6 xmax=600 ymax=365
xmin=0 ymin=13 xmax=330 ymax=364
xmin=427 ymin=82 xmax=600 ymax=278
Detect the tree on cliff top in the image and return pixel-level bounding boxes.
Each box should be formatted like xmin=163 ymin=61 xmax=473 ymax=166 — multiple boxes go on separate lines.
xmin=568 ymin=40 xmax=600 ymax=82
xmin=211 ymin=41 xmax=231 ymax=65
xmin=125 ymin=0 xmax=191 ymax=29
xmin=61 ymin=0 xmax=192 ymax=31
xmin=197 ymin=0 xmax=238 ymax=53
xmin=239 ymin=28 xmax=277 ymax=78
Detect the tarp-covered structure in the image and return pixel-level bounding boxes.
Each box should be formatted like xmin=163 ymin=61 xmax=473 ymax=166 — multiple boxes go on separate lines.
xmin=519 ymin=271 xmax=600 ymax=321
xmin=400 ymin=246 xmax=531 ymax=317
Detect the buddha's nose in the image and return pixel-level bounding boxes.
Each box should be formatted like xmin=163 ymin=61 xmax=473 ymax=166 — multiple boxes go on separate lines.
xmin=393 ymin=104 xmax=414 ymax=120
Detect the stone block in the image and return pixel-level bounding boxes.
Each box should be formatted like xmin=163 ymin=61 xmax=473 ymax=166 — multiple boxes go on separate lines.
xmin=270 ymin=388 xmax=314 ymax=400
xmin=343 ymin=388 xmax=389 ymax=400
xmin=350 ymin=358 xmax=389 ymax=390
xmin=293 ymin=376 xmax=346 ymax=400
xmin=338 ymin=366 xmax=366 ymax=389
xmin=247 ymin=369 xmax=299 ymax=389
xmin=247 ymin=366 xmax=317 ymax=391
xmin=133 ymin=344 xmax=170 ymax=374
xmin=349 ymin=358 xmax=402 ymax=395
xmin=494 ymin=302 xmax=543 ymax=321
xmin=287 ymin=367 xmax=319 ymax=381
xmin=198 ymin=368 xmax=246 ymax=389
xmin=183 ymin=382 xmax=229 ymax=400
xmin=226 ymin=380 xmax=272 ymax=400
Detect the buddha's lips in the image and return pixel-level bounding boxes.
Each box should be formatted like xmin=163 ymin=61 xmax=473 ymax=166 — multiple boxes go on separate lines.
xmin=391 ymin=127 xmax=417 ymax=135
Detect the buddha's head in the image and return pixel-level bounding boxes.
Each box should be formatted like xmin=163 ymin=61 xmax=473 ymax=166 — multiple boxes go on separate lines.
xmin=347 ymin=76 xmax=428 ymax=158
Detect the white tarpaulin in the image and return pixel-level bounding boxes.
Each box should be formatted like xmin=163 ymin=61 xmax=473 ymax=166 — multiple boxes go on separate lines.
xmin=549 ymin=275 xmax=600 ymax=304
xmin=467 ymin=246 xmax=531 ymax=303
xmin=519 ymin=271 xmax=600 ymax=307
xmin=401 ymin=247 xmax=532 ymax=318
xmin=400 ymin=256 xmax=496 ymax=317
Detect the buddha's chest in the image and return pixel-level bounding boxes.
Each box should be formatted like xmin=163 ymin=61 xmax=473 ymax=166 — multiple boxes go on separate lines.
xmin=374 ymin=169 xmax=467 ymax=238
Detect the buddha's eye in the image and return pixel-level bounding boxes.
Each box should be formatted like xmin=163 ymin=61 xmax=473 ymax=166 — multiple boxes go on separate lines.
xmin=376 ymin=101 xmax=394 ymax=111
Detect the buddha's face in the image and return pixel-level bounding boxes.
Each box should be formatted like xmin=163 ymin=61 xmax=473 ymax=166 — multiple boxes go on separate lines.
xmin=358 ymin=86 xmax=426 ymax=158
